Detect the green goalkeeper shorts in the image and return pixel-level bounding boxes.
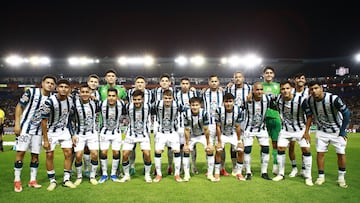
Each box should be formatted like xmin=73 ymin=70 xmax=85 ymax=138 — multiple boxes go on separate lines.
xmin=265 ymin=117 xmax=281 ymax=142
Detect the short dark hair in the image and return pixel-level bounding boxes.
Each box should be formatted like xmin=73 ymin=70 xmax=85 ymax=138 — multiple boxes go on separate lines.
xmin=42 ymin=75 xmax=57 ymax=83
xmin=135 ymin=76 xmax=146 ymax=82
xmin=105 ymin=69 xmax=117 ymax=75
xmin=132 ymin=89 xmax=144 ymax=98
xmin=163 ymin=89 xmax=173 ymax=97
xmin=57 ymin=79 xmax=70 ymax=86
xmin=88 ymin=74 xmax=100 ymax=81
xmin=208 ymin=75 xmax=218 ymax=80
xmin=189 ymin=97 xmax=201 ymax=104
xmin=263 ymin=66 xmax=275 ymax=73
xmin=160 ymin=73 xmax=171 ymax=80
xmin=307 ymin=80 xmax=322 ymax=87
xmin=293 ymin=72 xmax=306 ymax=79
xmin=108 ymin=87 xmax=118 ymax=94
xmin=80 ymin=83 xmax=90 ymax=89
xmin=280 ymin=80 xmax=294 ymax=87
xmin=223 ymin=92 xmax=235 ymax=101
xmin=180 ymin=77 xmax=190 ymax=82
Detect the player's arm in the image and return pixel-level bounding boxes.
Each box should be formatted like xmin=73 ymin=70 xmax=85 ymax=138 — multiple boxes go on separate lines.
xmin=14 ymin=103 xmax=24 ymax=136
xmin=334 ymin=97 xmax=350 ymax=139
xmin=215 ymin=123 xmax=222 ymax=150
xmin=302 ymin=99 xmax=312 ymax=144
xmin=235 ymin=123 xmax=244 ymax=151
xmin=41 ymin=118 xmax=50 ymax=150
xmin=183 ymin=127 xmax=191 ymax=153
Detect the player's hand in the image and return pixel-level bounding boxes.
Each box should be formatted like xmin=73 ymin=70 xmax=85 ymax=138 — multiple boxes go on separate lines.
xmin=72 ymin=136 xmax=77 ymax=148
xmin=237 ymin=142 xmax=244 ymax=151
xmin=206 ymin=144 xmax=214 ymax=152
xmin=302 ymin=132 xmax=311 ymax=144
xmin=246 ymin=93 xmax=253 ymax=102
xmin=216 ymin=142 xmax=222 ymax=151
xmin=226 ymin=81 xmax=234 ymax=89
xmin=339 ymin=134 xmax=348 ymax=141
xmin=14 ymin=125 xmax=21 ymax=137
xmin=190 ymin=87 xmax=197 ymax=92
xmin=43 ymin=140 xmax=50 ymax=151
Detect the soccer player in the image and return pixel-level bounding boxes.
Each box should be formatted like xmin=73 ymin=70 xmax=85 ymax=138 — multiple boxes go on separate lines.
xmin=288 ymin=73 xmax=309 ymax=178
xmin=13 ymin=75 xmax=56 ymax=192
xmin=304 ymin=80 xmax=350 ymax=188
xmin=98 ymin=69 xmax=127 ymax=101
xmin=0 ymin=107 xmax=5 ymax=152
xmin=126 ymin=76 xmax=153 ymax=176
xmin=152 ymin=73 xmax=175 ymax=175
xmin=226 ymin=71 xmax=252 ymax=175
xmin=41 ymin=79 xmax=77 ymax=191
xmin=153 ymin=89 xmax=183 ymax=182
xmin=272 ymin=81 xmax=313 ymax=186
xmin=83 ymin=74 xmax=101 ymax=178
xmin=202 ymin=75 xmax=229 ymax=176
xmin=243 ymin=82 xmax=272 ymax=180
xmin=261 ymin=66 xmax=281 ymax=175
xmin=119 ymin=90 xmax=153 ymax=183
xmin=183 ymin=97 xmax=215 ymax=181
xmin=98 ymin=88 xmax=126 ymax=183
xmin=176 ymin=77 xmax=198 ymax=174
xmin=72 ymin=84 xmax=99 ymax=186
xmin=213 ymin=93 xmax=245 ymax=182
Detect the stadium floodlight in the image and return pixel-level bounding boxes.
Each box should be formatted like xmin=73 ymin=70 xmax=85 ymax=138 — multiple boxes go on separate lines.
xmin=355 ymin=53 xmax=360 ymax=62
xmin=117 ymin=55 xmax=155 ymax=66
xmin=228 ymin=55 xmax=241 ymax=67
xmin=221 ymin=53 xmax=262 ymax=68
xmin=175 ymin=56 xmax=188 ymax=66
xmin=29 ymin=56 xmax=51 ymax=66
xmin=5 ymin=55 xmax=25 ymax=66
xmin=68 ymin=56 xmax=98 ymax=66
xmin=220 ymin=57 xmax=228 ymax=64
xmin=190 ymin=55 xmax=205 ymax=66
xmin=242 ymin=54 xmax=262 ymax=68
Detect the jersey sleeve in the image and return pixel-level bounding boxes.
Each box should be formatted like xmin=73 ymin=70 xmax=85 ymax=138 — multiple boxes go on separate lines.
xmin=19 ymin=88 xmax=32 ymax=107
xmin=40 ymin=99 xmax=52 ymax=119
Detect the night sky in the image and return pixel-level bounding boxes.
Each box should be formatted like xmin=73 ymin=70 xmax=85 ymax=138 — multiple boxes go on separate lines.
xmin=1 ymin=0 xmax=359 ymax=60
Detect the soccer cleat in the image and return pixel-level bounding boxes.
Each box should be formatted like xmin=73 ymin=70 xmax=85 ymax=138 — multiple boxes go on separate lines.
xmin=118 ymin=175 xmax=131 ymax=183
xmin=261 ymin=173 xmax=271 ymax=180
xmin=153 ymin=175 xmax=162 ymax=183
xmin=289 ymin=168 xmax=298 ymax=178
xmin=183 ymin=174 xmax=191 ymax=182
xmin=90 ymin=178 xmax=98 ymax=185
xmin=144 ymin=175 xmax=152 ymax=183
xmin=272 ymin=164 xmax=279 ymax=175
xmin=47 ymin=182 xmax=57 ymax=191
xmin=74 ymin=178 xmax=82 ymax=186
xmin=231 ymin=170 xmax=238 ymax=177
xmin=236 ymin=174 xmax=246 ymax=181
xmin=130 ymin=168 xmax=136 ymax=176
xmin=212 ymin=174 xmax=221 ymax=182
xmin=272 ymin=175 xmax=285 ymax=181
xmin=245 ymin=173 xmax=252 ymax=181
xmin=28 ymin=180 xmax=42 ymax=188
xmin=174 ymin=175 xmax=183 ymax=182
xmin=167 ymin=166 xmax=173 ymax=175
xmin=337 ymin=180 xmax=348 ymax=188
xmin=14 ymin=181 xmax=23 ymax=192
xmin=207 ymin=175 xmax=215 ymax=181
xmin=98 ymin=175 xmax=108 ymax=184
xmin=111 ymin=175 xmax=121 ymax=182
xmin=305 ymin=178 xmax=314 ymax=186
xmin=191 ymin=165 xmax=199 ymax=175
xmin=300 ymin=170 xmax=306 ymax=178
xmin=315 ymin=177 xmax=325 ymax=185
xmin=220 ymin=168 xmax=230 ymax=176
xmin=62 ymin=180 xmax=76 ymax=188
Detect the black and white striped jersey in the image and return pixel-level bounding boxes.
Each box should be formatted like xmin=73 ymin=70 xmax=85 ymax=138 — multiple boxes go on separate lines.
xmin=243 ymin=95 xmax=270 ymax=132
xmin=215 ymin=106 xmax=243 ymax=135
xmin=276 ymin=94 xmax=307 ymax=132
xmin=72 ymin=98 xmax=98 ymax=135
xmin=226 ymin=83 xmax=252 ymax=108
xmin=183 ymin=108 xmax=209 ymax=136
xmin=154 ymin=100 xmax=180 ymax=133
xmin=128 ymin=88 xmax=153 ymax=105
xmin=176 ymin=90 xmax=198 ymax=128
xmin=126 ymin=102 xmax=152 ymax=137
xmin=99 ymin=100 xmax=126 ymax=134
xmin=202 ymin=89 xmax=224 ymax=124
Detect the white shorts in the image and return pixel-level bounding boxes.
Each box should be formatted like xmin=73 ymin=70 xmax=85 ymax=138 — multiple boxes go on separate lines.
xmin=99 ymin=130 xmax=122 ymax=151
xmin=189 ymin=134 xmax=213 ymax=151
xmin=208 ymin=124 xmax=216 ymax=141
xmin=178 ymin=127 xmax=185 ymax=145
xmin=122 ymin=133 xmax=151 ymax=151
xmin=243 ymin=130 xmax=269 ymax=147
xmin=15 ymin=134 xmax=42 ymax=154
xmin=74 ymin=132 xmax=99 ymax=152
xmin=278 ymin=130 xmax=310 ymax=148
xmin=215 ymin=133 xmax=240 ymax=151
xmin=154 ymin=131 xmax=180 ymax=151
xmin=316 ymin=130 xmax=347 ymax=154
xmin=47 ymin=128 xmax=73 ymax=152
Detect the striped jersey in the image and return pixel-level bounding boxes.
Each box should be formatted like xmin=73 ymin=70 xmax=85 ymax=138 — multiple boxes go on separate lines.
xmin=154 ymin=100 xmax=180 ymax=133
xmin=293 ymin=87 xmax=309 ymax=98
xmin=244 ymin=95 xmax=270 ymax=132
xmin=128 ymin=88 xmax=153 ymax=105
xmin=126 ymin=102 xmax=152 ymax=137
xmin=19 ymin=88 xmax=50 ymax=135
xmin=72 ymin=98 xmax=98 ymax=135
xmin=183 ymin=108 xmax=209 ymax=136
xmin=305 ymin=92 xmax=348 ymax=133
xmin=176 ymin=90 xmax=198 ymax=128
xmin=152 ymin=87 xmax=175 ymax=103
xmin=276 ymin=94 xmax=307 ymax=132
xmin=202 ymin=89 xmax=224 ymax=124
xmin=100 ymin=100 xmax=126 ymax=134
xmin=225 ymin=83 xmax=252 ymax=108
xmin=40 ymin=94 xmax=74 ymax=133
xmin=215 ymin=106 xmax=243 ymax=135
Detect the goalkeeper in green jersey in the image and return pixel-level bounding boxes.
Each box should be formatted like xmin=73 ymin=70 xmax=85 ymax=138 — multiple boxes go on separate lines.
xmin=98 ymin=69 xmax=127 ymax=101
xmin=262 ymin=66 xmax=281 ymax=175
